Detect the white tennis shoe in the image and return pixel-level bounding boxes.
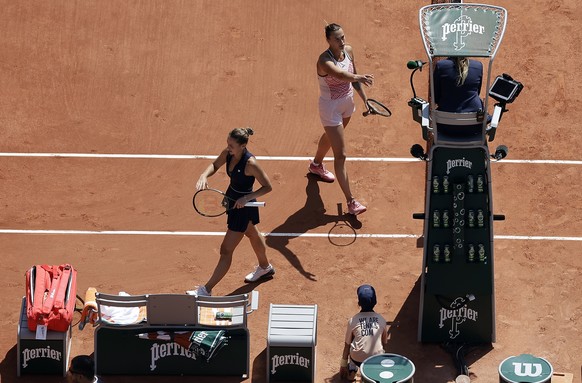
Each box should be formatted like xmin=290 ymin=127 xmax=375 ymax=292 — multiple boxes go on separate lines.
xmin=186 ymin=285 xmax=211 ymax=297
xmin=244 ymin=264 xmax=275 ymax=282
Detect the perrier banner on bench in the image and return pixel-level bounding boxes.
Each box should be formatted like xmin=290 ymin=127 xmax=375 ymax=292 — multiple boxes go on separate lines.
xmin=418 ymin=146 xmax=495 ymax=343
xmin=95 ymin=326 xmax=249 ymax=376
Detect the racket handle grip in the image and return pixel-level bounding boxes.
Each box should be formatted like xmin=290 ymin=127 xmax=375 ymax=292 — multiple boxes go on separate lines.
xmin=245 ymin=202 xmax=266 ymax=207
xmin=362 ymin=110 xmax=371 ymax=117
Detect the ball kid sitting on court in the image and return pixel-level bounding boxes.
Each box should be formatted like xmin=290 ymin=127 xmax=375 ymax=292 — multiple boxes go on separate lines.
xmin=340 ymin=284 xmax=388 ymax=381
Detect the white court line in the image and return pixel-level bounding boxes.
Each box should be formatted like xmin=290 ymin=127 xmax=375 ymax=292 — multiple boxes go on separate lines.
xmin=0 ymin=229 xmax=415 ymax=238
xmin=0 ymin=153 xmax=415 ymax=162
xmin=0 ymin=229 xmax=581 ymax=241
xmin=494 ymin=235 xmax=582 ymax=241
xmin=1 ymin=152 xmax=582 ymax=164
xmin=1 ymin=153 xmax=580 ymax=241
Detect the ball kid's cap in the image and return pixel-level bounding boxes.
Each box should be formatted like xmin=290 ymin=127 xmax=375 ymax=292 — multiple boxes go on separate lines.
xmin=357 ymin=284 xmax=377 ymax=311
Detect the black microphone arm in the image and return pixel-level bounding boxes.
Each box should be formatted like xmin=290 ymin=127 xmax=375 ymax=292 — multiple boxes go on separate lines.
xmin=407 ymin=59 xmax=428 ymax=99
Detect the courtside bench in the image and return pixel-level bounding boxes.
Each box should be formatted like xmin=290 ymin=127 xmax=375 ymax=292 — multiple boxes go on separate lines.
xmin=92 ymin=291 xmax=258 ymax=378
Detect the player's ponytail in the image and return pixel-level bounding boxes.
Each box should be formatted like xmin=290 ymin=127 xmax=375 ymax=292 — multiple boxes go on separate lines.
xmin=229 ymin=127 xmax=254 ymax=145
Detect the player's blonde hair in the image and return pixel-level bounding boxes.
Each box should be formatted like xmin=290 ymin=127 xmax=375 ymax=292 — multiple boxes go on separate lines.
xmin=453 ymin=57 xmax=469 ymax=86
xmin=229 ymin=127 xmax=254 ymax=145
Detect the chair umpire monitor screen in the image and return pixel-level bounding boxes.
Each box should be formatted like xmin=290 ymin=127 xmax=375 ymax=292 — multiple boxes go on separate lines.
xmin=489 ymin=75 xmax=523 ymax=103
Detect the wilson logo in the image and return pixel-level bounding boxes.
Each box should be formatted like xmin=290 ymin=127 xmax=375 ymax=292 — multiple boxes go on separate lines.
xmin=512 ymin=362 xmax=543 ymax=377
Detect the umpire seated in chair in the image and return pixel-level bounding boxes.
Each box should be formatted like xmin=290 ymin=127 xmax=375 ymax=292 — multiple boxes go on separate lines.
xmin=433 ymin=56 xmax=487 ymax=140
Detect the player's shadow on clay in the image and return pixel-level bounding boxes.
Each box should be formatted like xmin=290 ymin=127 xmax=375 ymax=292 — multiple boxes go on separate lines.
xmin=266 ymin=174 xmax=361 ymax=281
xmin=227 ymin=277 xmax=274 ymax=296
xmin=327 ymin=201 xmax=362 ymax=246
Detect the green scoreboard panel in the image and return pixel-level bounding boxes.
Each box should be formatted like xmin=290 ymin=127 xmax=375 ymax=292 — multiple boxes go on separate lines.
xmin=418 ymin=145 xmax=496 ymax=343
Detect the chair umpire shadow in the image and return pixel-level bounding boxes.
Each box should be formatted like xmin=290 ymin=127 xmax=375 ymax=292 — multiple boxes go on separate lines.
xmin=384 ymin=277 xmax=492 ymax=382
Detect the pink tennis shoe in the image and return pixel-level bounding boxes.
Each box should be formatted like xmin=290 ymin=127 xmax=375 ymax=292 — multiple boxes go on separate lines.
xmin=309 ymin=161 xmax=335 ymax=182
xmin=347 ymin=199 xmax=367 ymax=215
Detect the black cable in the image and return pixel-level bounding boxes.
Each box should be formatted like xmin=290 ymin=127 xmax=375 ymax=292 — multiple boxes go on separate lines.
xmin=72 ymin=294 xmax=85 ymax=327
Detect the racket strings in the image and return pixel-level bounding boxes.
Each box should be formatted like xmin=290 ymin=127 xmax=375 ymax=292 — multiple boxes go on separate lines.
xmin=368 ymin=100 xmax=391 ymax=117
xmin=194 ymin=190 xmax=230 ymax=217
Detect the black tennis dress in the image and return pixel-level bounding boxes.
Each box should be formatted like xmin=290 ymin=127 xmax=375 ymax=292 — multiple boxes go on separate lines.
xmin=225 ymin=149 xmax=260 ymax=232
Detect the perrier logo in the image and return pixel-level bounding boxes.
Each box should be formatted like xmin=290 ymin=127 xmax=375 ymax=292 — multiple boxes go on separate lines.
xmin=438 ymin=297 xmax=478 ymax=339
xmin=446 ymin=157 xmax=472 ymax=175
xmin=441 ymin=15 xmax=485 ymax=50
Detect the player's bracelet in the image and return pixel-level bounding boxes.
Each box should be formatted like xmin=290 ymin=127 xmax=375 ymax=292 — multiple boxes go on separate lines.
xmin=340 ymin=358 xmax=348 ymax=368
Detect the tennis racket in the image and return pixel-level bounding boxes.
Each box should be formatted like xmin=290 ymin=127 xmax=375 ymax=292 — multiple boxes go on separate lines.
xmin=193 ymin=188 xmax=265 ymax=217
xmin=362 ymin=98 xmax=392 ymax=117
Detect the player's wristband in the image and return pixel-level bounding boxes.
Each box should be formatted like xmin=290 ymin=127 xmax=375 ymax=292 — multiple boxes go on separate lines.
xmin=340 ymin=358 xmax=348 ymax=368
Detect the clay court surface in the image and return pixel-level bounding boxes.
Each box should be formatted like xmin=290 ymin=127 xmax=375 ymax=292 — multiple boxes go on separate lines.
xmin=1 ymin=0 xmax=581 ymax=382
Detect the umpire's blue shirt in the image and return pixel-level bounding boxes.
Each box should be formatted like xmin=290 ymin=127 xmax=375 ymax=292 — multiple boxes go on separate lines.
xmin=434 ymin=58 xmax=483 ymax=113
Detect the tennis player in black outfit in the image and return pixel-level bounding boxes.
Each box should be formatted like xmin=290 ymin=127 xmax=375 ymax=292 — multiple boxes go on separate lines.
xmin=188 ymin=127 xmax=274 ymax=297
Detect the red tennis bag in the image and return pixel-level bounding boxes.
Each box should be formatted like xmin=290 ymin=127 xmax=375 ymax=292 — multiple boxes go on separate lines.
xmin=25 ymin=264 xmax=77 ymax=332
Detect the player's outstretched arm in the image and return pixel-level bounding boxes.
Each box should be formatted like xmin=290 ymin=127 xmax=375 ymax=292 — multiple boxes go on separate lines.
xmin=196 ymin=148 xmax=228 ymax=190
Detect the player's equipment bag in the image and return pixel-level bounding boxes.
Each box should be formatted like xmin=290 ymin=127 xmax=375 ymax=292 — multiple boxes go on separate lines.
xmin=25 ymin=264 xmax=78 ymax=332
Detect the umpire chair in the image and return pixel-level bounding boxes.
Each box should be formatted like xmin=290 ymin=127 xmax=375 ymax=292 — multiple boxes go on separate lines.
xmin=409 ymin=3 xmax=517 ymax=348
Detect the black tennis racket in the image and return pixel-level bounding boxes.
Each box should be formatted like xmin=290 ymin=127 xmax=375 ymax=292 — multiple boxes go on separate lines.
xmin=193 ymin=188 xmax=265 ymax=217
xmin=363 ymin=98 xmax=392 ymax=117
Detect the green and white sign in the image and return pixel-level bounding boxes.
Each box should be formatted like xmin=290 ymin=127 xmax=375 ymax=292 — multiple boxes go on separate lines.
xmin=499 ymin=354 xmax=553 ymax=383
xmin=420 ymin=4 xmax=507 ymax=57
xmin=360 ymin=354 xmax=415 ymax=383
